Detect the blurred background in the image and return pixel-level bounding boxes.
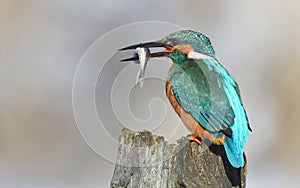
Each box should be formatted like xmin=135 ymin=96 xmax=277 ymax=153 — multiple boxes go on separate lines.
xmin=1 ymin=0 xmax=300 ymax=187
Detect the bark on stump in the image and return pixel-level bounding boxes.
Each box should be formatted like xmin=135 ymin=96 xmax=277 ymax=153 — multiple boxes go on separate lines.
xmin=111 ymin=128 xmax=246 ymax=188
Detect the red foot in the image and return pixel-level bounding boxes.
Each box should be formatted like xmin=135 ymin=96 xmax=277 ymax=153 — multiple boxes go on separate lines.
xmin=186 ymin=135 xmax=201 ymax=145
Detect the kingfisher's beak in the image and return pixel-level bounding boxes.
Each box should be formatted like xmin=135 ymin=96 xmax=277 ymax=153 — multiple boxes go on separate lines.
xmin=119 ymin=41 xmax=170 ymax=62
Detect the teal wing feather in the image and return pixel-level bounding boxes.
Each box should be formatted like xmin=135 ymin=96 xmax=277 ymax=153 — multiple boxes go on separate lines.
xmin=167 ymin=59 xmax=237 ymax=132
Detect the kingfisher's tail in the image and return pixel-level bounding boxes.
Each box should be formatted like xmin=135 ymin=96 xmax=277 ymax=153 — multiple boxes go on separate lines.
xmin=223 ymin=136 xmax=245 ymax=168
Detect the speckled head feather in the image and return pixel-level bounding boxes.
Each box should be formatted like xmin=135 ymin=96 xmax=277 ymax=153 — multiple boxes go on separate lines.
xmin=163 ymin=30 xmax=216 ymax=59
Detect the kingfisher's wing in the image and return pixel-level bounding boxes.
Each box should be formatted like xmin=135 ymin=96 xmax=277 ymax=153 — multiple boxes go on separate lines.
xmin=168 ymin=59 xmax=240 ymax=133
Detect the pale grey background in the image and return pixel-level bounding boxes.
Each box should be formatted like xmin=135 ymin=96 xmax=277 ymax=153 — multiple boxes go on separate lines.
xmin=1 ymin=0 xmax=300 ymax=187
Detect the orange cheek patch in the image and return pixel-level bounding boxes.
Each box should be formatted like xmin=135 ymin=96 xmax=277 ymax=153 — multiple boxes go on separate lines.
xmin=174 ymin=44 xmax=194 ymax=54
xmin=164 ymin=45 xmax=194 ymax=54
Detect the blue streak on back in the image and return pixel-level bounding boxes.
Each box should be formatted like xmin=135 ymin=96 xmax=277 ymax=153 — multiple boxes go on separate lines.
xmin=204 ymin=59 xmax=249 ymax=168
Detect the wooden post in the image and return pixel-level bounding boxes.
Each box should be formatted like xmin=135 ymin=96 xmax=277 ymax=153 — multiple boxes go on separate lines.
xmin=111 ymin=128 xmax=246 ymax=188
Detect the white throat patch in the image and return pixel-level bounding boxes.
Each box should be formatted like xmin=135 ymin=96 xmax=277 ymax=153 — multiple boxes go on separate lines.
xmin=187 ymin=51 xmax=213 ymax=60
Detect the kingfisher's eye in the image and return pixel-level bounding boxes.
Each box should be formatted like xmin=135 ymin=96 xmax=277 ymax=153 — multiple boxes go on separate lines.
xmin=165 ymin=38 xmax=179 ymax=46
xmin=170 ymin=39 xmax=179 ymax=46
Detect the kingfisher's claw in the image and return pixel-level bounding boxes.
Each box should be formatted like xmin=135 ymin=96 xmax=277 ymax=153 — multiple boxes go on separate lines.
xmin=186 ymin=134 xmax=201 ymax=145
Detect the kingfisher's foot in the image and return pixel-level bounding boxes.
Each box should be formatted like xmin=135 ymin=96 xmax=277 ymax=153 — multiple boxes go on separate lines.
xmin=186 ymin=134 xmax=201 ymax=145
xmin=212 ymin=134 xmax=226 ymax=145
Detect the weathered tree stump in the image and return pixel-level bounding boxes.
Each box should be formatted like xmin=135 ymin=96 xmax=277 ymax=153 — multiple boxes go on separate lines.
xmin=111 ymin=128 xmax=246 ymax=188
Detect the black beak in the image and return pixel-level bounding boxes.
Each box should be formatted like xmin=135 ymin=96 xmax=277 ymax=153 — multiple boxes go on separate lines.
xmin=119 ymin=41 xmax=170 ymax=62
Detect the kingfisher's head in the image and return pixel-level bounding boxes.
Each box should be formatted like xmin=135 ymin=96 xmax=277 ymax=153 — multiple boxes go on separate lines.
xmin=120 ymin=30 xmax=216 ymax=64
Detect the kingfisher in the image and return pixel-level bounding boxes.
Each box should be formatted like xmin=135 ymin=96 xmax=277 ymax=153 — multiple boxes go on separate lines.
xmin=119 ymin=30 xmax=251 ymax=170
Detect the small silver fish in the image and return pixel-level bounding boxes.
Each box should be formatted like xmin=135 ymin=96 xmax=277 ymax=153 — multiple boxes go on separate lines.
xmin=134 ymin=47 xmax=150 ymax=88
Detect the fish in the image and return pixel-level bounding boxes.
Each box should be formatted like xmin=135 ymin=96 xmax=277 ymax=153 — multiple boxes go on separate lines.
xmin=134 ymin=47 xmax=151 ymax=88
